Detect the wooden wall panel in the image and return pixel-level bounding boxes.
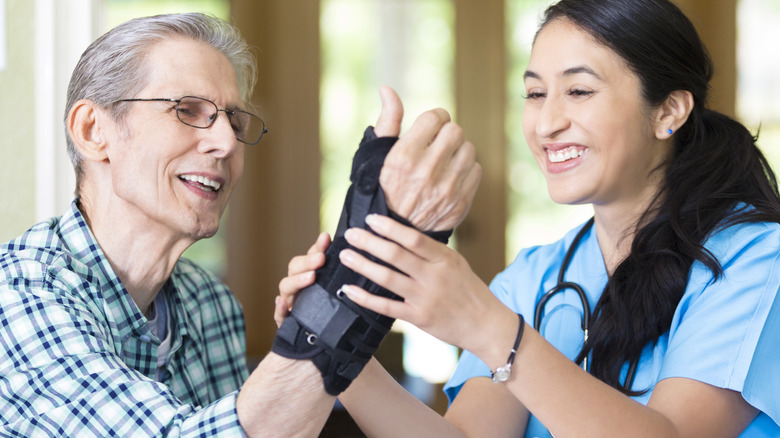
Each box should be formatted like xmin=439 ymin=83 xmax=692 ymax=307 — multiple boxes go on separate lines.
xmin=454 ymin=0 xmax=508 ymax=284
xmin=227 ymin=0 xmax=321 ymax=358
xmin=676 ymin=0 xmax=738 ymax=116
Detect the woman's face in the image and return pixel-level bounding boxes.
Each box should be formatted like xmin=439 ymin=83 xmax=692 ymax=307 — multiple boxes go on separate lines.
xmin=522 ymin=18 xmax=671 ymax=209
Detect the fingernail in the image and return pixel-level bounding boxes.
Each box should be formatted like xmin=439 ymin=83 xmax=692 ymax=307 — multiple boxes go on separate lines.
xmin=344 ymin=228 xmax=355 ymax=242
xmin=339 ymin=249 xmax=354 ymax=264
xmin=365 ymin=214 xmax=383 ymax=231
xmin=340 ymin=284 xmax=355 ymax=297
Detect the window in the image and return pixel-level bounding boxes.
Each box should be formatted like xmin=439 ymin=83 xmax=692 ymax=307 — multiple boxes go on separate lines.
xmin=320 ymin=0 xmax=455 ymax=233
xmin=738 ymin=0 xmax=780 ymax=170
xmin=320 ymin=0 xmax=458 ymax=385
xmin=103 ymin=0 xmax=228 ymax=29
xmin=505 ymin=0 xmax=592 ymax=262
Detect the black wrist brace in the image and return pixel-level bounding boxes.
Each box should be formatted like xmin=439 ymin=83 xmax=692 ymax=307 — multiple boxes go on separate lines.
xmin=271 ymin=126 xmax=452 ymax=395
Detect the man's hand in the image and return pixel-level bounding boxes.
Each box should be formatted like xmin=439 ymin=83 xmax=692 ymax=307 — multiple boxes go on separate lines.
xmin=274 ymin=232 xmax=330 ymax=328
xmin=375 ymin=86 xmax=481 ymax=232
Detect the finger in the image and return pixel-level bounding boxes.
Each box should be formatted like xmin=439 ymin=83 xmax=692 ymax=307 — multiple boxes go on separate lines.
xmin=443 ymin=140 xmax=480 ymax=204
xmin=424 ymin=121 xmax=466 ymax=166
xmin=288 ymin=251 xmax=326 ymax=276
xmin=363 ymin=214 xmax=443 ymax=261
xmin=392 ymin=108 xmax=452 ymax=155
xmin=449 ymin=138 xmax=477 ymax=177
xmin=307 ymin=232 xmax=331 ymax=255
xmin=441 ymin=140 xmax=479 ymax=204
xmin=338 ymin=247 xmax=415 ymax=299
xmin=273 ymin=295 xmax=289 ymax=328
xmin=339 ymin=284 xmax=407 ymax=320
xmin=460 ymin=160 xmax=482 ymax=208
xmin=279 ymin=270 xmax=316 ymax=295
xmin=374 ymin=86 xmax=404 ymax=137
xmin=278 ymin=270 xmax=316 ymax=308
xmin=344 ymin=225 xmax=429 ymax=275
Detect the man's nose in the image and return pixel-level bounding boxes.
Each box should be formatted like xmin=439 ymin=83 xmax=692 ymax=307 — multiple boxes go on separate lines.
xmin=198 ymin=111 xmax=239 ymax=158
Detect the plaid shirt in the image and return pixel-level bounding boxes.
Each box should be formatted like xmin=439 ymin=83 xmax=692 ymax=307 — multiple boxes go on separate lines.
xmin=0 ymin=201 xmax=249 ymax=437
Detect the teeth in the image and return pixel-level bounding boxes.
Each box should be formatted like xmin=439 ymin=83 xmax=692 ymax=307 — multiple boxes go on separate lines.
xmin=180 ymin=174 xmax=222 ymax=191
xmin=548 ymin=147 xmax=585 ymax=163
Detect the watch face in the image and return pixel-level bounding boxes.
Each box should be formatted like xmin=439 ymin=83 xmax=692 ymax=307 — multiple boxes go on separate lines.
xmin=493 ymin=365 xmax=511 ymax=382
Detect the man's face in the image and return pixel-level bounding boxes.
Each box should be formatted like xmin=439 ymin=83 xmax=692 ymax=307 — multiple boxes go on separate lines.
xmin=102 ymin=37 xmax=245 ymax=241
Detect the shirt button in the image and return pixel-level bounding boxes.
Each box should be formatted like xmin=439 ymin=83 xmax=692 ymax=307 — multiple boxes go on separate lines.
xmin=140 ymin=335 xmax=151 ymax=342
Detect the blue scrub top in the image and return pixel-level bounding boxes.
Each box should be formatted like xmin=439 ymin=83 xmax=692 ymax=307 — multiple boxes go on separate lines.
xmin=444 ymin=217 xmax=780 ymax=437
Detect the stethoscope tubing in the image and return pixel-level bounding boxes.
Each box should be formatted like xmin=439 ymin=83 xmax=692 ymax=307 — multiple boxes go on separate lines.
xmin=533 ymin=218 xmax=594 ymax=371
xmin=532 ymin=216 xmax=639 ymax=388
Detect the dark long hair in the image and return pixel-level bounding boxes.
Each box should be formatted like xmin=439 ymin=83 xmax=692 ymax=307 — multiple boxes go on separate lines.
xmin=539 ymin=0 xmax=780 ymax=395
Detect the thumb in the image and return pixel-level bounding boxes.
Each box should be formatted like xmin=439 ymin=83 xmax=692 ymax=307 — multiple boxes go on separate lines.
xmin=374 ymin=85 xmax=403 ymax=137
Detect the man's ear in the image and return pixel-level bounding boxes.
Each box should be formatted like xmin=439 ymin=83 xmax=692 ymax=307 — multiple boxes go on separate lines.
xmin=67 ymin=99 xmax=109 ymax=162
xmin=654 ymin=90 xmax=694 ymax=140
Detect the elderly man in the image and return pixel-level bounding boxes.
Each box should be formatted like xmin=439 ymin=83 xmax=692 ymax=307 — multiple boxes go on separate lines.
xmin=0 ymin=13 xmax=479 ymax=437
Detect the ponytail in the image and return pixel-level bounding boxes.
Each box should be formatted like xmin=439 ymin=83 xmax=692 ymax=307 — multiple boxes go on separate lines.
xmin=578 ymin=105 xmax=780 ymax=395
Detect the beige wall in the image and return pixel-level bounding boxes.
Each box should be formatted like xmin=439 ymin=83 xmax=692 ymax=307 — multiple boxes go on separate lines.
xmin=0 ymin=0 xmax=35 ymax=243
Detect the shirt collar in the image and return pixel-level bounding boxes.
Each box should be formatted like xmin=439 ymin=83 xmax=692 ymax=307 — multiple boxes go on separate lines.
xmin=55 ymin=200 xmax=160 ymax=341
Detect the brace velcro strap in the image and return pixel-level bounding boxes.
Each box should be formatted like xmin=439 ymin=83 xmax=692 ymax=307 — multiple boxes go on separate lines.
xmin=292 ymin=283 xmax=361 ymax=350
xmin=272 ymin=125 xmax=455 ymax=395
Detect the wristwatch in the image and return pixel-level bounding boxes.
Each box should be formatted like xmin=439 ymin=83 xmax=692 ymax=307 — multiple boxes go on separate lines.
xmin=491 ymin=362 xmax=513 ymax=383
xmin=491 ymin=313 xmax=525 ymax=384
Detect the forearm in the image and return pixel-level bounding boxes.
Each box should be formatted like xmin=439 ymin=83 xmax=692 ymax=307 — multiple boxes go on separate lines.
xmin=236 ymin=353 xmax=335 ymax=437
xmin=339 ymin=358 xmax=465 ymax=438
xmin=502 ymin=328 xmax=677 ymax=438
xmin=434 ymin=296 xmax=751 ymax=438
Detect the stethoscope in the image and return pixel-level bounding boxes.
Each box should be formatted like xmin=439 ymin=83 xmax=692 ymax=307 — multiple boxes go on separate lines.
xmin=532 ymin=216 xmax=638 ymax=388
xmin=533 ymin=217 xmax=594 ymax=372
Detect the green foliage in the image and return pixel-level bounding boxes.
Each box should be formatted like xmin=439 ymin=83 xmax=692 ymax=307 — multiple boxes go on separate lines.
xmin=104 ymin=0 xmax=230 ymax=28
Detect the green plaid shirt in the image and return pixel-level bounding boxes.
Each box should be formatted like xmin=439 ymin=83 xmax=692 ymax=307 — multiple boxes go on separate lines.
xmin=0 ymin=201 xmax=249 ymax=436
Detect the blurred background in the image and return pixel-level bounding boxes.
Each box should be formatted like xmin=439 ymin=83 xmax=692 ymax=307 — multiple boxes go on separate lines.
xmin=1 ymin=0 xmax=778 ymax=433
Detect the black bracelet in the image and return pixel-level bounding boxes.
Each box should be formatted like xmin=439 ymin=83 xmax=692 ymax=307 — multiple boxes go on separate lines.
xmin=491 ymin=313 xmax=525 ymax=383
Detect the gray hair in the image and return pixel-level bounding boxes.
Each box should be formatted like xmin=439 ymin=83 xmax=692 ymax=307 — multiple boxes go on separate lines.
xmin=64 ymin=13 xmax=257 ymax=187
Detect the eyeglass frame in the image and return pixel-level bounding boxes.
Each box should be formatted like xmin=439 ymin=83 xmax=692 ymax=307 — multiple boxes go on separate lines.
xmin=113 ymin=95 xmax=268 ymax=145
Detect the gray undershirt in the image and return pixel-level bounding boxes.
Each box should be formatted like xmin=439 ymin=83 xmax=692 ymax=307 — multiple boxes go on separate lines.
xmin=146 ymin=290 xmax=172 ymax=381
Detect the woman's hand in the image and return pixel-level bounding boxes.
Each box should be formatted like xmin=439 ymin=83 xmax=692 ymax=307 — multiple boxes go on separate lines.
xmin=274 ymin=232 xmax=331 ymax=328
xmin=337 ymin=214 xmax=511 ymax=355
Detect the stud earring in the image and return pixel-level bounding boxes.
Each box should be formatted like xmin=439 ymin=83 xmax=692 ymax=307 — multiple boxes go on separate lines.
xmin=667 ymin=128 xmax=674 ymax=135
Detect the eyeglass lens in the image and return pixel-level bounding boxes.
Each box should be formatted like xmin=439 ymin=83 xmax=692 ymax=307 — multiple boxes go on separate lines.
xmin=176 ymin=96 xmax=266 ymax=145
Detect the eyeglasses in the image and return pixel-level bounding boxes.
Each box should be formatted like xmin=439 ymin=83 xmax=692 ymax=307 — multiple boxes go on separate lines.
xmin=115 ymin=96 xmax=268 ymax=145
